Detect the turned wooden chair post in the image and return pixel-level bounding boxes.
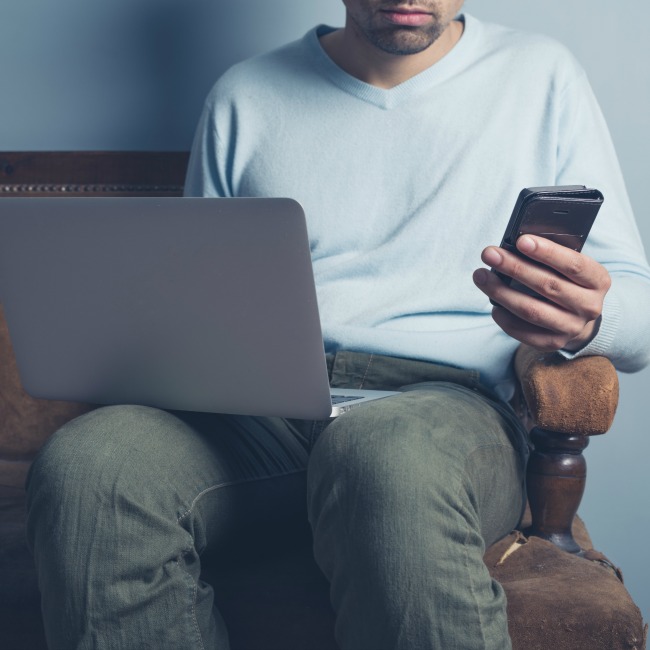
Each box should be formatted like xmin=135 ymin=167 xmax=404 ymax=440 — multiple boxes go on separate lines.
xmin=525 ymin=428 xmax=589 ymax=554
xmin=514 ymin=345 xmax=620 ymax=554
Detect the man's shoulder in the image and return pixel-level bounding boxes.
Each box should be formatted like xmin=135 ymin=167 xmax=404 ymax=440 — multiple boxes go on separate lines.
xmin=470 ymin=14 xmax=582 ymax=77
xmin=206 ymin=28 xmax=319 ymax=104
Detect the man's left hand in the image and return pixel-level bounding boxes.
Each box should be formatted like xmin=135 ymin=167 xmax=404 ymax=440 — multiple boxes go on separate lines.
xmin=473 ymin=235 xmax=611 ymax=352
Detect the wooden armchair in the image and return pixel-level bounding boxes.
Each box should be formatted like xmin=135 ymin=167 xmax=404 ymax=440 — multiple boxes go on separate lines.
xmin=0 ymin=151 xmax=646 ymax=650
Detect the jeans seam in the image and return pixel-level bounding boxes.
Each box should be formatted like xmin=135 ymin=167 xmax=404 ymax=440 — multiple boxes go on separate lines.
xmin=458 ymin=442 xmax=515 ymax=649
xmin=176 ymin=467 xmax=306 ymax=524
xmin=358 ymin=353 xmax=374 ymax=388
xmin=176 ymin=544 xmax=206 ymax=650
xmin=457 ymin=458 xmax=489 ymax=649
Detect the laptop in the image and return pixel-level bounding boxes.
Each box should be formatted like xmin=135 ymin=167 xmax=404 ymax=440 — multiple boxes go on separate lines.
xmin=0 ymin=197 xmax=398 ymax=419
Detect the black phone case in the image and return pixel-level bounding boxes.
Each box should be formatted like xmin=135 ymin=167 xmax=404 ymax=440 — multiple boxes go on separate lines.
xmin=492 ymin=185 xmax=604 ymax=302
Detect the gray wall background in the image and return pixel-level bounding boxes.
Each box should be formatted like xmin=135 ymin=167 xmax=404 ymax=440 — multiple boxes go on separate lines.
xmin=1 ymin=0 xmax=648 ymax=623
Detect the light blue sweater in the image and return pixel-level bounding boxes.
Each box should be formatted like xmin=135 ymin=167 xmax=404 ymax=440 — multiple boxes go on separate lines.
xmin=185 ymin=14 xmax=650 ymax=397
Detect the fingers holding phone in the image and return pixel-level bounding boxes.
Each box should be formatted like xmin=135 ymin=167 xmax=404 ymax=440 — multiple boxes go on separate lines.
xmin=474 ymin=237 xmax=611 ymax=351
xmin=473 ymin=185 xmax=611 ymax=352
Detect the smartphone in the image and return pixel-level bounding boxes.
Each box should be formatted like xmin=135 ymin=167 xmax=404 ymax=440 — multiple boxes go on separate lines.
xmin=491 ymin=185 xmax=604 ymax=302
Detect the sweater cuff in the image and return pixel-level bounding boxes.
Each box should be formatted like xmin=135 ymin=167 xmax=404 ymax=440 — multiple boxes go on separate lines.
xmin=558 ymin=289 xmax=621 ymax=360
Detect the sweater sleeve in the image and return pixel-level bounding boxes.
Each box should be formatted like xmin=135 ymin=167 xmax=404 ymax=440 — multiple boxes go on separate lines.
xmin=183 ymin=89 xmax=232 ymax=199
xmin=555 ymin=67 xmax=650 ymax=372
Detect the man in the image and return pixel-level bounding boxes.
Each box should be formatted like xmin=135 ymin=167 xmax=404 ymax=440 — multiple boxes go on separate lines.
xmin=27 ymin=2 xmax=650 ymax=649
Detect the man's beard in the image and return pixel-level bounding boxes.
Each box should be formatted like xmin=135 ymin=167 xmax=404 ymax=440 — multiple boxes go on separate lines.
xmin=351 ymin=8 xmax=448 ymax=56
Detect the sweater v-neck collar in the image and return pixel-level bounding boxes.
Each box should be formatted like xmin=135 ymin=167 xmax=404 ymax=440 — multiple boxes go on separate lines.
xmin=306 ymin=14 xmax=478 ymax=110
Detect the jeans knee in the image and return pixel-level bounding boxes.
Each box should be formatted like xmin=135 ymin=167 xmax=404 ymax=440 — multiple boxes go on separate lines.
xmin=27 ymin=405 xmax=176 ymax=521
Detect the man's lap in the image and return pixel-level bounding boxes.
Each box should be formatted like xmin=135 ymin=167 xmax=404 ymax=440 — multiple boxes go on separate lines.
xmin=28 ymin=353 xmax=528 ymax=548
xmin=25 ymin=355 xmax=528 ymax=648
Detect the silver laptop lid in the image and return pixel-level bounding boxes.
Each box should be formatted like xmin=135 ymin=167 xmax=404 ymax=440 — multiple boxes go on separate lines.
xmin=0 ymin=197 xmax=337 ymax=419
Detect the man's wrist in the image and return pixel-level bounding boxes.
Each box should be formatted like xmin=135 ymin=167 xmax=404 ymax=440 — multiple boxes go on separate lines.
xmin=562 ymin=316 xmax=602 ymax=353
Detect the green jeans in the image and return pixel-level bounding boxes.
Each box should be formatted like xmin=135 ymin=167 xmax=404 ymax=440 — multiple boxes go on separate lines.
xmin=26 ymin=351 xmax=528 ymax=649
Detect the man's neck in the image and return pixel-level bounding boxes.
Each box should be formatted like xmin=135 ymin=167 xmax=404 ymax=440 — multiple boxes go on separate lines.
xmin=320 ymin=18 xmax=464 ymax=90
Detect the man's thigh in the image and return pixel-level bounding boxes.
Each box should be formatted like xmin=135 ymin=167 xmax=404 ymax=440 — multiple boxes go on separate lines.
xmin=28 ymin=405 xmax=313 ymax=551
xmin=308 ymin=381 xmax=528 ymax=546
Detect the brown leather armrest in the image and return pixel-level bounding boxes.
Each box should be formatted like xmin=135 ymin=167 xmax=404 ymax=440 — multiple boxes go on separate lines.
xmin=514 ymin=345 xmax=619 ymax=435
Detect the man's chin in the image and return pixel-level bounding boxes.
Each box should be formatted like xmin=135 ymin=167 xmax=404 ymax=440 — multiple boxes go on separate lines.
xmin=372 ymin=31 xmax=441 ymax=56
